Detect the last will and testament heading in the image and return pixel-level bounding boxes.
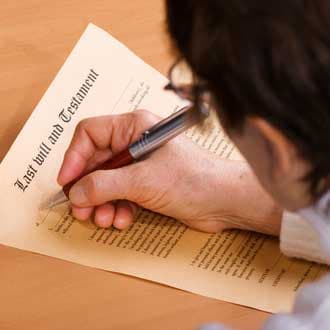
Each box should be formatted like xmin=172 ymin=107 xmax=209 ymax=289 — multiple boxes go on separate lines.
xmin=14 ymin=69 xmax=99 ymax=192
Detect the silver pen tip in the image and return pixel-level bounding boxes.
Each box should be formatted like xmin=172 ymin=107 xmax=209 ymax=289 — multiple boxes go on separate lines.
xmin=40 ymin=190 xmax=68 ymax=210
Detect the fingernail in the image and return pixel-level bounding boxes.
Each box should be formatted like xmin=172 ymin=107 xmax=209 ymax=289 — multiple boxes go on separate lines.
xmin=70 ymin=184 xmax=88 ymax=205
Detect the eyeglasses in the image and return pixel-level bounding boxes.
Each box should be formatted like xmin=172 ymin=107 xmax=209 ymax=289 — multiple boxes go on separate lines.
xmin=164 ymin=58 xmax=210 ymax=114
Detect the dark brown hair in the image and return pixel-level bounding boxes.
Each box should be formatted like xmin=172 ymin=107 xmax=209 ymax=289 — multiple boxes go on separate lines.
xmin=166 ymin=0 xmax=330 ymax=193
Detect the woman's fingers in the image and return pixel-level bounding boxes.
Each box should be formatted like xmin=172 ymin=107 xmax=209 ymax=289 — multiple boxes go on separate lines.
xmin=71 ymin=205 xmax=94 ymax=221
xmin=71 ymin=200 xmax=138 ymax=230
xmin=94 ymin=202 xmax=116 ymax=228
xmin=93 ymin=201 xmax=137 ymax=229
xmin=57 ymin=111 xmax=159 ymax=186
xmin=58 ymin=117 xmax=116 ymax=186
xmin=113 ymin=200 xmax=138 ymax=230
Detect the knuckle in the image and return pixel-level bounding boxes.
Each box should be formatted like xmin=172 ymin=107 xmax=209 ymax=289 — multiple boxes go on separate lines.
xmin=74 ymin=119 xmax=89 ymax=139
xmin=76 ymin=118 xmax=89 ymax=131
xmin=126 ymin=163 xmax=142 ymax=182
xmin=109 ymin=170 xmax=127 ymax=198
xmin=125 ymin=164 xmax=147 ymax=194
xmin=75 ymin=117 xmax=97 ymax=135
xmin=83 ymin=173 xmax=102 ymax=204
xmin=135 ymin=109 xmax=159 ymax=125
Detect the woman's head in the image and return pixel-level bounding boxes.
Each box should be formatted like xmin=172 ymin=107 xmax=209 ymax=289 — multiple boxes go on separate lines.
xmin=166 ymin=0 xmax=330 ymax=210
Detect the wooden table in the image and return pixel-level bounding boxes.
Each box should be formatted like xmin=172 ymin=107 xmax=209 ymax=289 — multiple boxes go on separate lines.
xmin=0 ymin=1 xmax=270 ymax=329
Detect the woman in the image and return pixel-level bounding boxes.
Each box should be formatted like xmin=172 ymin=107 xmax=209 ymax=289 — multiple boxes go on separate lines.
xmin=57 ymin=0 xmax=330 ymax=328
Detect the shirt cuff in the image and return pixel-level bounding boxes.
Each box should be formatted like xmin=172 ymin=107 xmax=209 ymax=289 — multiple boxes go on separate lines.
xmin=280 ymin=211 xmax=330 ymax=265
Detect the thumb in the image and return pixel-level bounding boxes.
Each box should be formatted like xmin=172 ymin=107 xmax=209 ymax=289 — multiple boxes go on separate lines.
xmin=69 ymin=166 xmax=137 ymax=207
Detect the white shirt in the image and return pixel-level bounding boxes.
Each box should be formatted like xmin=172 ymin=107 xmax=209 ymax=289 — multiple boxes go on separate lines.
xmin=264 ymin=190 xmax=330 ymax=329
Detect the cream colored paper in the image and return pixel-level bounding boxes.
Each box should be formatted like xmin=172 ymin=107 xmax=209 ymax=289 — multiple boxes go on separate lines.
xmin=0 ymin=24 xmax=327 ymax=313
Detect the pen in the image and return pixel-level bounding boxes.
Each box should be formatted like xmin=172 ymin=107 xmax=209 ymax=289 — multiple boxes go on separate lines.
xmin=45 ymin=104 xmax=209 ymax=209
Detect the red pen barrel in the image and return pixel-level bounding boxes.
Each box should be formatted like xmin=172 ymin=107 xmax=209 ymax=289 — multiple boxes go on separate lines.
xmin=63 ymin=148 xmax=134 ymax=198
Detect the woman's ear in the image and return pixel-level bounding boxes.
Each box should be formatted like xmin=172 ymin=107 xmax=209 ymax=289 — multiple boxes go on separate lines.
xmin=248 ymin=118 xmax=296 ymax=181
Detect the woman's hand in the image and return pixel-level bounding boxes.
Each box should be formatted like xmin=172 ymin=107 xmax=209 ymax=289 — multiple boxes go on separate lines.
xmin=58 ymin=110 xmax=282 ymax=235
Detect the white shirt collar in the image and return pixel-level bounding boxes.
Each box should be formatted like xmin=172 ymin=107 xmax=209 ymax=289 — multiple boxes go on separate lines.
xmin=298 ymin=190 xmax=330 ymax=256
